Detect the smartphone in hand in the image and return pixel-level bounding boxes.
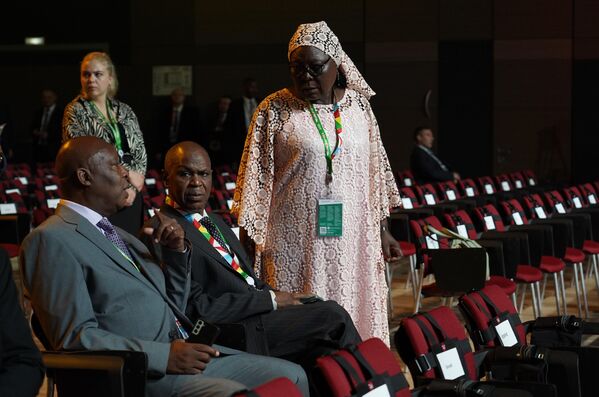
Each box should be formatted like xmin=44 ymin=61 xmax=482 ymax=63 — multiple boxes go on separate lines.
xmin=300 ymin=295 xmax=324 ymax=304
xmin=186 ymin=319 xmax=221 ymax=346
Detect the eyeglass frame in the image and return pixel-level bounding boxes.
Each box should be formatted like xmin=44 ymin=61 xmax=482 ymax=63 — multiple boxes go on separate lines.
xmin=289 ymin=56 xmax=332 ymax=77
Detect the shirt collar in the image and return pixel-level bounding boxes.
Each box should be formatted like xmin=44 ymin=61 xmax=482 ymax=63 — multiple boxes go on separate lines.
xmin=59 ymin=199 xmax=105 ymax=233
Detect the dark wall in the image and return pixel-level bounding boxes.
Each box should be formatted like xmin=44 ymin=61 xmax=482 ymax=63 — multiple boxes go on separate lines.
xmin=0 ymin=0 xmax=597 ymax=182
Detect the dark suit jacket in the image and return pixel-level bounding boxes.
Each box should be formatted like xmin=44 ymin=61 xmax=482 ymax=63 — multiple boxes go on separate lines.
xmin=224 ymin=97 xmax=261 ymax=166
xmin=0 ymin=249 xmax=44 ymax=396
xmin=410 ymin=145 xmax=454 ymax=184
xmin=157 ymin=205 xmax=274 ymax=354
xmin=30 ymin=104 xmax=63 ymax=160
xmin=20 ymin=205 xmax=193 ymax=396
xmin=154 ymin=104 xmax=202 ymax=150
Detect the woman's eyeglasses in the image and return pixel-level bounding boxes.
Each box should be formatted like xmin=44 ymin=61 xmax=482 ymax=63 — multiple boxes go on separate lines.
xmin=289 ymin=57 xmax=330 ymax=77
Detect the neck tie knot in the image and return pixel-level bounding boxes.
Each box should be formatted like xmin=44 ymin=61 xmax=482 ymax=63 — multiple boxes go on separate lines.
xmin=97 ymin=217 xmax=134 ymax=262
xmin=199 ymin=216 xmax=230 ymax=253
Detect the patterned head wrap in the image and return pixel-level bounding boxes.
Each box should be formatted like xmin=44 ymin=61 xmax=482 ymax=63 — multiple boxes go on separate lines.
xmin=288 ymin=21 xmax=375 ymax=99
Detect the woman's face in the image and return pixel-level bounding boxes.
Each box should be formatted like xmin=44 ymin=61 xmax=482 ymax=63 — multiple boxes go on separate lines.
xmin=80 ymin=59 xmax=113 ymax=101
xmin=289 ymin=46 xmax=338 ymax=104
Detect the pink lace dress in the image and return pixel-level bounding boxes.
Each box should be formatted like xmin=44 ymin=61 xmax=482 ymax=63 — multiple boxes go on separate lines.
xmin=233 ymin=88 xmax=400 ymax=342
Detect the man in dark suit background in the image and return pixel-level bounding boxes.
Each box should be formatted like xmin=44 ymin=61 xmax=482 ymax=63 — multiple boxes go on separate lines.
xmin=410 ymin=126 xmax=461 ymax=184
xmin=20 ymin=136 xmax=308 ymax=397
xmin=30 ymin=88 xmax=63 ymax=165
xmin=155 ymin=141 xmax=361 ymax=370
xmin=225 ymin=78 xmax=260 ymax=166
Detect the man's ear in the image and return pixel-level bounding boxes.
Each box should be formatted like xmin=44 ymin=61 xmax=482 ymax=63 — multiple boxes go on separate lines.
xmin=76 ymin=167 xmax=93 ymax=187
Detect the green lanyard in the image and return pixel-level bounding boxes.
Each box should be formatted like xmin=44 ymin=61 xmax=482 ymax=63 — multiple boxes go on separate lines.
xmin=90 ymin=100 xmax=122 ymax=152
xmin=308 ymin=102 xmax=342 ymax=177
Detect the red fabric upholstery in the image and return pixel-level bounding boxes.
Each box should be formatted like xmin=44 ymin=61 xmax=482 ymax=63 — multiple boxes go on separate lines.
xmin=539 ymin=256 xmax=566 ymax=273
xmin=443 ymin=210 xmax=478 ymax=240
xmin=233 ymin=378 xmax=303 ymax=397
xmin=486 ymin=276 xmax=517 ymax=295
xmin=399 ymin=187 xmax=421 ymax=209
xmin=564 ymin=247 xmax=585 ymax=263
xmin=459 ymin=285 xmax=526 ymax=349
xmin=458 ymin=178 xmax=480 ymax=197
xmin=473 ymin=204 xmax=506 ymax=232
xmin=515 ymin=265 xmax=543 ymax=283
xmin=0 ymin=243 xmax=19 ymax=258
xmin=583 ymin=240 xmax=599 ymax=255
xmin=477 ymin=176 xmax=497 ymax=195
xmin=399 ymin=241 xmax=416 ymax=256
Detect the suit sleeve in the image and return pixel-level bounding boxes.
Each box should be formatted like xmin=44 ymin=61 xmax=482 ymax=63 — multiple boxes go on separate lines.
xmin=410 ymin=147 xmax=454 ymax=182
xmin=20 ymin=231 xmax=171 ymax=376
xmin=0 ymin=252 xmax=44 ymax=396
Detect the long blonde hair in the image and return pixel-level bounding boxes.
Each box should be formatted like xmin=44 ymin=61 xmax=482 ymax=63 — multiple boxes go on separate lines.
xmin=80 ymin=51 xmax=119 ymax=98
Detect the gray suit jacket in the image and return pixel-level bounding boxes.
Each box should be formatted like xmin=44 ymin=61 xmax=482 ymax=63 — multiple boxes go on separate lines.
xmin=20 ymin=205 xmax=192 ymax=394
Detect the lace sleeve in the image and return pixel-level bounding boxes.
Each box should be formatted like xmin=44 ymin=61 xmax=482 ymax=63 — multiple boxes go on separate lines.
xmin=62 ymin=100 xmax=87 ymax=142
xmin=118 ymin=103 xmax=147 ymax=175
xmin=232 ymin=100 xmax=275 ymax=249
xmin=366 ymin=100 xmax=400 ymax=220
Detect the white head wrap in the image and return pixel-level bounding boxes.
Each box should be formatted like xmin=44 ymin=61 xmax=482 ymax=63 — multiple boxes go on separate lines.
xmin=288 ymin=21 xmax=375 ymax=100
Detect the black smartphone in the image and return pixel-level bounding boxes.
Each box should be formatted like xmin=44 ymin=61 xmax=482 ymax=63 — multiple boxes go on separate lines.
xmin=186 ymin=319 xmax=221 ymax=346
xmin=300 ymin=295 xmax=324 ymax=304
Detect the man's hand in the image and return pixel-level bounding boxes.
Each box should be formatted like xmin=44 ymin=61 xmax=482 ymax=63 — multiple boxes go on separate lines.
xmin=382 ymin=230 xmax=403 ymax=262
xmin=274 ymin=291 xmax=315 ymax=308
xmin=142 ymin=211 xmax=186 ymax=251
xmin=166 ymin=339 xmax=219 ymax=374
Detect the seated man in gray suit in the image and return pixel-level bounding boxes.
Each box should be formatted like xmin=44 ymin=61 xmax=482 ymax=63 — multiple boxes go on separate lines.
xmin=19 ymin=136 xmax=308 ymax=397
xmin=153 ymin=141 xmax=361 ymax=370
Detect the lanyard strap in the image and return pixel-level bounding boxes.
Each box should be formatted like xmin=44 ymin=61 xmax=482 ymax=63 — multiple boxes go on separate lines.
xmin=90 ymin=99 xmax=122 ymax=151
xmin=308 ymin=102 xmax=342 ymax=176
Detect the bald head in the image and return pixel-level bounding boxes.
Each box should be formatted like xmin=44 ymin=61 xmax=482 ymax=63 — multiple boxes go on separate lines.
xmin=56 ymin=136 xmax=130 ymax=216
xmin=163 ymin=141 xmax=212 ymax=212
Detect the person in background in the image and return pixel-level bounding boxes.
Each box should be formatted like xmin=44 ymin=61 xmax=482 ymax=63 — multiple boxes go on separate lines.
xmin=204 ymin=96 xmax=232 ymax=167
xmin=226 ymin=78 xmax=260 ymax=166
xmin=410 ymin=126 xmax=460 ymax=184
xmin=63 ymin=51 xmax=146 ymax=235
xmin=30 ymin=88 xmax=63 ymax=166
xmin=233 ymin=21 xmax=402 ymax=343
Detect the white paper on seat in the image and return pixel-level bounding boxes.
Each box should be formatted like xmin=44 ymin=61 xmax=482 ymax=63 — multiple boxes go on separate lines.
xmin=484 ymin=184 xmax=494 ymax=194
xmin=226 ymin=199 xmax=233 ymax=209
xmin=225 ymin=182 xmax=236 ymax=190
xmin=5 ymin=188 xmax=20 ymax=195
xmin=363 ymin=385 xmax=391 ymax=397
xmin=555 ymin=203 xmax=566 ymax=214
xmin=424 ymin=194 xmax=436 ymax=205
xmin=436 ymin=348 xmax=465 ymax=380
xmin=465 ymin=187 xmax=475 ymax=197
xmin=404 ymin=178 xmax=412 ymax=187
xmin=0 ymin=203 xmax=17 ymax=215
xmin=44 ymin=184 xmax=58 ymax=191
xmin=529 ymin=178 xmax=536 ymax=186
xmin=145 ymin=178 xmax=156 ymax=185
xmin=446 ymin=190 xmax=456 ymax=201
xmin=457 ymin=224 xmax=469 ymax=238
xmin=401 ymin=197 xmax=413 ymax=209
xmin=147 ymin=208 xmax=155 ymax=217
xmin=535 ymin=206 xmax=547 ymax=219
xmin=17 ymin=177 xmax=28 ymax=185
xmin=47 ymin=198 xmax=60 ymax=209
xmin=484 ymin=215 xmax=496 ymax=230
xmin=573 ymin=197 xmax=582 ymax=208
xmin=589 ymin=194 xmax=597 ymax=205
xmin=501 ymin=181 xmax=510 ymax=191
xmin=495 ymin=320 xmax=518 ymax=347
xmin=426 ymin=235 xmax=440 ymax=249
xmin=515 ymin=180 xmax=523 ymax=189
xmin=512 ymin=212 xmax=524 ymax=225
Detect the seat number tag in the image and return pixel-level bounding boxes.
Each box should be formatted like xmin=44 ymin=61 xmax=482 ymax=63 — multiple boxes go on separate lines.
xmin=495 ymin=320 xmax=518 ymax=347
xmin=436 ymin=348 xmax=465 ymax=380
xmin=512 ymin=212 xmax=524 ymax=225
xmin=484 ymin=215 xmax=496 ymax=230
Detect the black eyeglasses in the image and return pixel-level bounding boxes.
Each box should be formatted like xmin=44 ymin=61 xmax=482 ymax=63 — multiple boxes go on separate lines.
xmin=289 ymin=57 xmax=331 ymax=77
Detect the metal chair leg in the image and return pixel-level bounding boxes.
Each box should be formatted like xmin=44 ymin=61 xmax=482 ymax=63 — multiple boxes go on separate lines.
xmin=414 ymin=266 xmax=425 ymax=313
xmin=560 ymin=270 xmax=567 ymax=315
xmin=592 ymin=254 xmax=599 ymax=292
xmin=578 ymin=262 xmax=590 ymax=318
xmin=512 ymin=293 xmax=518 ymax=311
xmin=531 ymin=283 xmax=539 ymax=318
xmin=541 ymin=274 xmax=547 ymax=301
xmin=553 ymin=272 xmax=562 ymax=315
xmin=573 ymin=262 xmax=583 ymax=318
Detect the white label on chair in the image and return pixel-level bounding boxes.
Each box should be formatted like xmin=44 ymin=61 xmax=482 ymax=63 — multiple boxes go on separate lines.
xmin=0 ymin=203 xmax=17 ymax=214
xmin=501 ymin=181 xmax=510 ymax=191
xmin=404 ymin=178 xmax=412 ymax=187
xmin=225 ymin=182 xmax=236 ymax=190
xmin=512 ymin=212 xmax=524 ymax=225
xmin=424 ymin=194 xmax=436 ymax=205
xmin=17 ymin=177 xmax=28 ymax=185
xmin=226 ymin=199 xmax=233 ymax=209
xmin=401 ymin=197 xmax=413 ymax=209
xmin=484 ymin=215 xmax=496 ymax=230
xmin=5 ymin=188 xmax=20 ymax=195
xmin=457 ymin=224 xmax=469 ymax=238
xmin=46 ymin=198 xmax=60 ymax=209
xmin=425 ymin=235 xmax=439 ymax=249
xmin=555 ymin=203 xmax=566 ymax=214
xmin=147 ymin=208 xmax=155 ymax=217
xmin=446 ymin=190 xmax=456 ymax=201
xmin=465 ymin=187 xmax=475 ymax=197
xmin=515 ymin=180 xmax=523 ymax=189
xmin=363 ymin=384 xmax=392 ymax=397
xmin=221 ymin=172 xmax=230 ymax=176
xmin=589 ymin=194 xmax=597 ymax=205
xmin=529 ymin=178 xmax=536 ymax=186
xmin=484 ymin=184 xmax=494 ymax=194
xmin=44 ymin=184 xmax=58 ymax=191
xmin=535 ymin=206 xmax=547 ymax=219
xmin=232 ymin=227 xmax=240 ymax=239
xmin=573 ymin=197 xmax=582 ymax=208
xmin=495 ymin=320 xmax=518 ymax=347
xmin=145 ymin=178 xmax=156 ymax=185
xmin=436 ymin=348 xmax=465 ymax=380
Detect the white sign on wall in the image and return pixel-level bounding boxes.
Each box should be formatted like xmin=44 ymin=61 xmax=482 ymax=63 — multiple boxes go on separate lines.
xmin=152 ymin=66 xmax=193 ymax=96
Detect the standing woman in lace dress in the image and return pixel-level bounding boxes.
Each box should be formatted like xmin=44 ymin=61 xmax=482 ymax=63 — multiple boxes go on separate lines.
xmin=232 ymin=21 xmax=402 ymax=342
xmin=63 ymin=52 xmax=147 ymax=234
